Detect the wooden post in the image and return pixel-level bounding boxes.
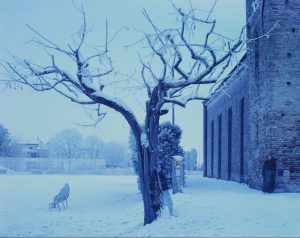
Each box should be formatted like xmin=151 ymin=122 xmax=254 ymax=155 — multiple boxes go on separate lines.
xmin=172 ymin=159 xmax=177 ymax=194
xmin=172 ymin=156 xmax=184 ymax=194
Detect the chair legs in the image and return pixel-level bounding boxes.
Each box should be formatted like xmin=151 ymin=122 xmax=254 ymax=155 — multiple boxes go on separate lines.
xmin=49 ymin=202 xmax=61 ymax=212
xmin=60 ymin=199 xmax=68 ymax=209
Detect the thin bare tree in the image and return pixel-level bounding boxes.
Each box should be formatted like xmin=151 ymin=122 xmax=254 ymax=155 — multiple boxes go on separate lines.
xmin=48 ymin=128 xmax=84 ymax=159
xmin=2 ymin=3 xmax=247 ymax=224
xmin=85 ymin=135 xmax=103 ymax=160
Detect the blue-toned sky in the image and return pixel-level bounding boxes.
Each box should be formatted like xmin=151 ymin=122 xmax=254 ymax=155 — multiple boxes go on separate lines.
xmin=0 ymin=0 xmax=245 ymax=162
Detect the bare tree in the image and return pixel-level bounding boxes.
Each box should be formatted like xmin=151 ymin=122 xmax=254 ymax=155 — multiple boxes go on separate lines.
xmin=0 ymin=124 xmax=11 ymax=156
xmin=3 ymin=3 xmax=246 ymax=224
xmin=0 ymin=124 xmax=23 ymax=157
xmin=48 ymin=129 xmax=84 ymax=159
xmin=85 ymin=135 xmax=103 ymax=160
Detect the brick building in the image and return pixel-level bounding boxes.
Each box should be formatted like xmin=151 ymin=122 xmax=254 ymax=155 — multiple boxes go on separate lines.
xmin=203 ymin=0 xmax=300 ymax=192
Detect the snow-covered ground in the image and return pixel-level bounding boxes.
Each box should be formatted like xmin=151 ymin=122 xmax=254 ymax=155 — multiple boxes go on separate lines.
xmin=0 ymin=172 xmax=299 ymax=237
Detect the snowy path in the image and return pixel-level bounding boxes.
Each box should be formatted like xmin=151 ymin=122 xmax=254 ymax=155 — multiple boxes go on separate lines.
xmin=0 ymin=173 xmax=299 ymax=237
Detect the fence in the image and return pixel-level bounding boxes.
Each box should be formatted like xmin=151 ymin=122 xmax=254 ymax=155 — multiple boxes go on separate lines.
xmin=0 ymin=157 xmax=106 ymax=174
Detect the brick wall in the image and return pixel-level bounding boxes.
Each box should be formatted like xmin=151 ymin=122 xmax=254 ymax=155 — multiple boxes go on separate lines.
xmin=204 ymin=66 xmax=249 ymax=183
xmin=246 ymin=0 xmax=300 ymax=191
xmin=204 ymin=0 xmax=300 ymax=192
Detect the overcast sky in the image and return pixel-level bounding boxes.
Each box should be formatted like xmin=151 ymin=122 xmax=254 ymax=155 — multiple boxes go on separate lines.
xmin=0 ymin=0 xmax=245 ymax=162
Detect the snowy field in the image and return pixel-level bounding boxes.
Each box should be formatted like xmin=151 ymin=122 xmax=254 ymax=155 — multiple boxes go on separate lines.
xmin=0 ymin=172 xmax=300 ymax=237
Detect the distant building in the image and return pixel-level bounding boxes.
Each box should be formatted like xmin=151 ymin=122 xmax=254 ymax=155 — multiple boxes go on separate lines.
xmin=19 ymin=138 xmax=47 ymax=158
xmin=203 ymin=0 xmax=300 ymax=192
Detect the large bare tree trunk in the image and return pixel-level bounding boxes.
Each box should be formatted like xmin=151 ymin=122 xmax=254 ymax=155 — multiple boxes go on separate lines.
xmin=136 ymin=101 xmax=161 ymax=225
xmin=141 ymin=147 xmax=157 ymax=224
xmin=136 ymin=144 xmax=158 ymax=224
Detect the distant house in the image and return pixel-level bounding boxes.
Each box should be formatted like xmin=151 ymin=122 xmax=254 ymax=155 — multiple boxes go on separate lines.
xmin=203 ymin=0 xmax=300 ymax=192
xmin=19 ymin=138 xmax=46 ymax=158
